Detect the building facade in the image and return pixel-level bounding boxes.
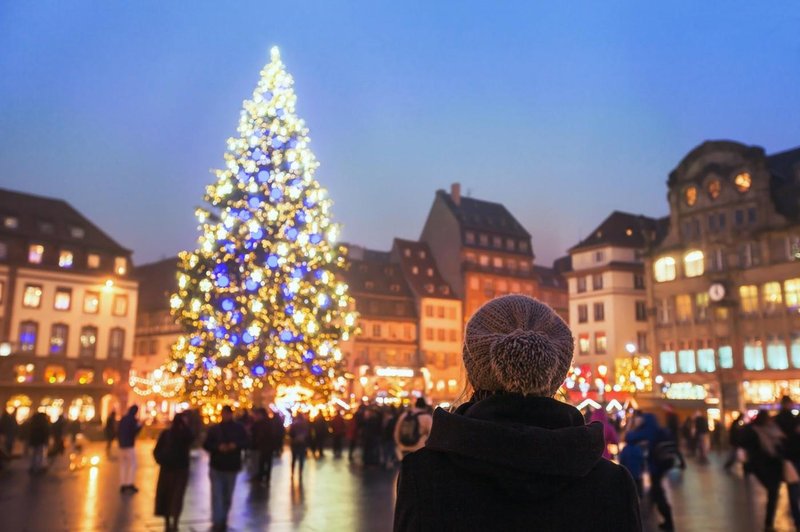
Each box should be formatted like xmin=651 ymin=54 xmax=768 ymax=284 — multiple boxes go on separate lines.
xmin=565 ymin=211 xmax=663 ymax=399
xmin=0 ymin=189 xmax=137 ymax=423
xmin=421 ymin=183 xmax=567 ymax=323
xmin=646 ymin=141 xmax=800 ymax=418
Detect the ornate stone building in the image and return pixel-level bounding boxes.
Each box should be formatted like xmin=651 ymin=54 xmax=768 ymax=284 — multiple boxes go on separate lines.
xmin=646 ymin=141 xmax=800 ymax=417
xmin=0 ymin=188 xmax=138 ymax=423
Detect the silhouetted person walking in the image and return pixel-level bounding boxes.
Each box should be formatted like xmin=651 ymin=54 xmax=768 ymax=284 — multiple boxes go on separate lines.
xmin=154 ymin=413 xmax=194 ymax=532
xmin=203 ymin=406 xmax=248 ymax=531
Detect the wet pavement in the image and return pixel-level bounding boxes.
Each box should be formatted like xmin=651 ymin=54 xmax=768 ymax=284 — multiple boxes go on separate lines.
xmin=0 ymin=440 xmax=796 ymax=531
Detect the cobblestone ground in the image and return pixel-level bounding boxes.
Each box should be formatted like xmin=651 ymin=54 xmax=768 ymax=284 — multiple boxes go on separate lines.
xmin=0 ymin=439 xmax=796 ymax=531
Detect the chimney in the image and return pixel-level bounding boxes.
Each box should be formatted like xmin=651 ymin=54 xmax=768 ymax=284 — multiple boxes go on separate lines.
xmin=451 ymin=182 xmax=461 ymax=205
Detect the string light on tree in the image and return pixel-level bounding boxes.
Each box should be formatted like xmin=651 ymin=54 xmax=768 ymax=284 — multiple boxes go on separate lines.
xmin=169 ymin=47 xmax=357 ymax=411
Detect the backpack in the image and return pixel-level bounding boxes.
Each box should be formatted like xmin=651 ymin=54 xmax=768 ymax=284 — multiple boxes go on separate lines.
xmin=398 ymin=413 xmax=421 ymax=446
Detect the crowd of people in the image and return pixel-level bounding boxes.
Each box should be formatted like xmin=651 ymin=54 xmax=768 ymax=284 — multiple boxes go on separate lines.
xmin=5 ymin=296 xmax=800 ymax=531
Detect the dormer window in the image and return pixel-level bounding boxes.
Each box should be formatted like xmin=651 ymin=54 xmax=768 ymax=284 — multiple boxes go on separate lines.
xmin=734 ymin=172 xmax=752 ymax=193
xmin=4 ymin=216 xmax=18 ymax=229
xmin=424 ymin=284 xmax=434 ymax=294
xmin=418 ymin=250 xmax=426 ymax=259
xmin=87 ymin=253 xmax=101 ymax=269
xmin=684 ymin=186 xmax=697 ymax=206
xmin=38 ymin=221 xmax=54 ymax=234
xmin=465 ymin=232 xmax=475 ymax=244
xmin=114 ymin=257 xmax=127 ymax=275
xmin=70 ymin=226 xmax=85 ymax=239
xmin=427 ymin=268 xmax=434 ymax=277
xmin=411 ymin=266 xmax=419 ymax=275
xmin=403 ymin=248 xmax=411 ymax=257
xmin=28 ymin=244 xmax=44 ymax=264
xmin=707 ymin=179 xmax=721 ymax=199
xmin=441 ymin=286 xmax=450 ymax=295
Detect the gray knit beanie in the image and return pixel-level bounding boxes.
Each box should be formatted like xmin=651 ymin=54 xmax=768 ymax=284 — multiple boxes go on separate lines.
xmin=463 ymin=295 xmax=574 ymax=397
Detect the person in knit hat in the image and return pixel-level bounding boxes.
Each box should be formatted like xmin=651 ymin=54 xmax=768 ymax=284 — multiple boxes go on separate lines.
xmin=394 ymin=295 xmax=642 ymax=532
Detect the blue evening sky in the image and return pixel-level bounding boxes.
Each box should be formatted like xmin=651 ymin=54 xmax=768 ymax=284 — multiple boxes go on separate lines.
xmin=1 ymin=2 xmax=798 ymax=266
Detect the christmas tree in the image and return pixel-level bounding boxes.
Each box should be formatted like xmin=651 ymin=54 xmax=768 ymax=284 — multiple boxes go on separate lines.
xmin=168 ymin=47 xmax=357 ymax=413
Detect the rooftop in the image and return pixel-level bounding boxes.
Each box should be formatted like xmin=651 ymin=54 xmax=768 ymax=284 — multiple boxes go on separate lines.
xmin=436 ymin=184 xmax=531 ymax=240
xmin=391 ymin=238 xmax=458 ymax=299
xmin=570 ymin=211 xmax=664 ymax=252
xmin=134 ymin=257 xmax=178 ymax=313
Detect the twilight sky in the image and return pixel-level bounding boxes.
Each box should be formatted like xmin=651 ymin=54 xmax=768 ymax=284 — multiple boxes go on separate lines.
xmin=1 ymin=2 xmax=799 ymax=266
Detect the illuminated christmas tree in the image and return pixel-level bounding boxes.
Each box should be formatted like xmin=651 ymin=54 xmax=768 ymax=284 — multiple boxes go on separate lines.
xmin=168 ymin=47 xmax=357 ymax=412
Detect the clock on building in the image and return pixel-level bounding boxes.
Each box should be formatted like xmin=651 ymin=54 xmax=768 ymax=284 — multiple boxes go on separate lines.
xmin=709 ymin=282 xmax=726 ymax=302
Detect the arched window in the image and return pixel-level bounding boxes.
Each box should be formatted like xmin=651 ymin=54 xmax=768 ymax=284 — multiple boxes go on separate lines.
xmin=79 ymin=326 xmax=98 ymax=358
xmin=19 ymin=321 xmax=38 ymax=352
xmin=108 ymin=328 xmax=125 ymax=359
xmin=653 ymin=257 xmax=676 ymax=282
xmin=49 ymin=324 xmax=69 ymax=355
xmin=684 ymin=250 xmax=704 ymax=278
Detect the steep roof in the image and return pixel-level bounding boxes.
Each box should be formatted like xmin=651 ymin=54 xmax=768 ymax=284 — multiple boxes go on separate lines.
xmin=570 ymin=211 xmax=662 ymax=252
xmin=436 ymin=189 xmax=531 ymax=239
xmin=532 ymin=264 xmax=566 ymax=290
xmin=392 ymin=238 xmax=458 ymax=300
xmin=342 ymin=244 xmax=417 ymax=320
xmin=768 ymin=146 xmax=800 ymax=221
xmin=0 ymin=187 xmax=131 ymax=255
xmin=134 ymin=257 xmax=178 ymax=313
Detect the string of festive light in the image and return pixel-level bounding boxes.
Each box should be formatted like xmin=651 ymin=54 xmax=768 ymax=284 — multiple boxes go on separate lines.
xmin=169 ymin=47 xmax=358 ymax=411
xmin=128 ymin=368 xmax=184 ymax=398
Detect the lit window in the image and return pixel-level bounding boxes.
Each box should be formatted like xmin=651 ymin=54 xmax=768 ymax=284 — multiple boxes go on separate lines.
xmin=23 ymin=284 xmax=43 ymax=308
xmin=762 ymin=282 xmax=783 ymax=313
xmin=696 ymin=292 xmax=709 ymax=321
xmin=14 ymin=364 xmax=34 ymax=383
xmin=707 ymin=179 xmax=721 ymax=199
xmin=684 ymin=186 xmax=697 ymax=206
xmin=718 ymin=346 xmax=734 ymax=369
xmin=492 ymin=257 xmax=503 ymax=269
xmin=767 ymin=337 xmax=788 ymax=370
xmin=465 ymin=232 xmax=475 ymax=244
xmin=479 ymin=255 xmax=489 ymax=266
xmin=660 ymin=351 xmax=677 ymax=374
xmin=675 ymin=294 xmax=692 ymax=322
xmin=114 ymin=257 xmax=127 ymax=275
xmin=654 ymin=257 xmax=676 ymax=282
xmin=58 ymin=250 xmax=74 ymax=268
xmin=103 ymin=369 xmax=120 ymax=385
xmin=79 ymin=326 xmax=98 ymax=357
xmin=469 ymin=277 xmax=479 ymax=290
xmin=424 ymin=305 xmax=433 ymax=317
xmin=683 ymin=250 xmax=704 ymax=277
xmin=697 ymin=349 xmax=716 ymax=372
xmin=4 ymin=216 xmax=18 ymax=229
xmin=744 ymin=339 xmax=765 ymax=370
xmin=739 ymin=285 xmax=759 ymax=314
xmin=734 ymin=172 xmax=752 ymax=193
xmin=492 ymin=236 xmax=502 ymax=248
xmin=506 ymin=239 xmax=515 ymax=251
xmin=785 ymin=279 xmax=800 ymax=310
xmin=519 ymin=260 xmax=530 ymax=272
xmin=578 ymin=333 xmax=590 ymax=355
xmin=87 ymin=254 xmax=100 ymax=268
xmin=594 ymin=332 xmax=607 ymax=354
xmin=70 ymin=226 xmax=85 ymax=239
xmin=678 ymin=349 xmax=696 ymax=373
xmin=75 ymin=368 xmax=95 ymax=385
xmin=84 ymin=291 xmax=100 ymax=314
xmin=49 ymin=324 xmax=68 ymax=355
xmin=108 ymin=328 xmax=125 ymax=358
xmin=19 ymin=321 xmax=38 ymax=352
xmin=44 ymin=365 xmax=66 ymax=384
xmin=54 ymin=288 xmax=72 ymax=311
xmin=792 ymin=334 xmax=800 ymax=369
xmin=28 ymin=244 xmax=44 ymax=264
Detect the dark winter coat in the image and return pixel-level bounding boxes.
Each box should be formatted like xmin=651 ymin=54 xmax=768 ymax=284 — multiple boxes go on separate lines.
xmin=775 ymin=409 xmax=800 ymax=462
xmin=28 ymin=413 xmax=50 ymax=447
xmin=203 ymin=420 xmax=248 ymax=472
xmin=117 ymin=413 xmax=141 ymax=448
xmin=393 ymin=394 xmax=641 ymax=532
xmin=251 ymin=419 xmax=276 ymax=453
xmin=154 ymin=425 xmax=194 ymax=470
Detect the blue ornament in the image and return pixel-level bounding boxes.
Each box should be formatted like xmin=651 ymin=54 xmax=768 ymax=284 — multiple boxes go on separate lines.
xmin=291 ymin=267 xmax=304 ymax=279
xmin=257 ymin=170 xmax=269 ymax=183
xmin=214 ymin=327 xmax=226 ymax=339
xmin=270 ymin=187 xmax=283 ymax=201
xmin=263 ymin=91 xmax=273 ymax=100
xmin=276 ymin=108 xmax=285 ymax=117
xmin=311 ymin=365 xmax=323 ymax=376
xmin=190 ymin=336 xmax=202 ymax=347
xmin=230 ymin=334 xmax=240 ymax=345
xmin=230 ymin=311 xmax=242 ymax=324
xmin=239 ymin=210 xmax=251 ymax=221
xmin=253 ymin=365 xmax=266 ymax=376
xmin=286 ymin=305 xmax=294 ymax=315
xmin=266 ymin=255 xmax=279 ymax=268
xmin=224 ymin=243 xmax=236 ymax=254
xmin=279 ymin=330 xmax=293 ymax=342
xmin=214 ymin=264 xmax=227 ymax=276
xmin=304 ymin=198 xmax=315 ymax=208
xmin=243 ymin=332 xmax=254 ymax=344
xmin=303 ymin=350 xmax=314 ymax=362
xmin=217 ymin=275 xmax=230 ymax=288
xmin=245 ymin=279 xmax=259 ymax=291
xmin=288 ymin=138 xmax=298 ymax=148
xmin=295 ymin=211 xmax=306 ymax=224
xmin=250 ymin=227 xmax=264 ymax=240
xmin=286 ymin=227 xmax=298 ymax=241
xmin=237 ymin=171 xmax=249 ymax=181
xmin=309 ymin=233 xmax=322 ymax=244
xmin=221 ymin=298 xmax=235 ymax=312
xmin=271 ymin=137 xmax=283 ymax=149
xmin=203 ymin=359 xmax=215 ymax=370
xmin=252 ymin=148 xmax=264 ymax=160
xmin=249 ymin=197 xmax=260 ymax=208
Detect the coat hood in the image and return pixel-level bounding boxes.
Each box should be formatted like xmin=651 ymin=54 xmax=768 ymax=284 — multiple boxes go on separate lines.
xmin=424 ymin=394 xmax=605 ymax=500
